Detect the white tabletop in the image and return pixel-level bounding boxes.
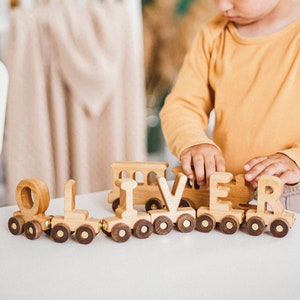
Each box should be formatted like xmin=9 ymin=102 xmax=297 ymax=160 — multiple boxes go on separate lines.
xmin=1 ymin=189 xmax=300 ymax=300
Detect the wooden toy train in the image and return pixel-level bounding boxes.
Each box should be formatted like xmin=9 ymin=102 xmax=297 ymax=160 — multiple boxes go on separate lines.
xmin=7 ymin=161 xmax=296 ymax=244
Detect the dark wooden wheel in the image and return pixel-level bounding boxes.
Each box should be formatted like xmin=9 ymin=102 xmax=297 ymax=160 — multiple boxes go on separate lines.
xmin=133 ymin=219 xmax=153 ymax=239
xmin=220 ymin=216 xmax=239 ymax=235
xmin=24 ymin=220 xmax=43 ymax=240
xmin=246 ymin=216 xmax=265 ymax=236
xmin=112 ymin=198 xmax=120 ymax=212
xmin=153 ymin=216 xmax=173 ymax=235
xmin=176 ymin=214 xmax=195 ymax=233
xmin=270 ymin=218 xmax=289 ymax=238
xmin=75 ymin=225 xmax=95 ymax=244
xmin=179 ymin=198 xmax=191 ymax=208
xmin=145 ymin=198 xmax=164 ymax=212
xmin=196 ymin=214 xmax=215 ymax=233
xmin=51 ymin=223 xmax=71 ymax=243
xmin=8 ymin=216 xmax=25 ymax=235
xmin=111 ymin=223 xmax=131 ymax=243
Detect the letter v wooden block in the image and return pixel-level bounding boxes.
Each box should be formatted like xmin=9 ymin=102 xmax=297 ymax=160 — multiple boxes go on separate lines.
xmin=149 ymin=172 xmax=196 ymax=234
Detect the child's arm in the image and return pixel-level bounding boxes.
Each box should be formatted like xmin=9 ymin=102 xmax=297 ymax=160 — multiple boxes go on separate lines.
xmin=180 ymin=143 xmax=226 ymax=186
xmin=244 ymin=153 xmax=300 ymax=187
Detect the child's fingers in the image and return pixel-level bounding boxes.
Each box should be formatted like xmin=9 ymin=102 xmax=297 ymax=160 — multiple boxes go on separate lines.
xmin=244 ymin=156 xmax=268 ymax=181
xmin=244 ymin=156 xmax=267 ymax=171
xmin=180 ymin=152 xmax=194 ymax=179
xmin=215 ymin=154 xmax=226 ymax=172
xmin=193 ymin=155 xmax=206 ymax=185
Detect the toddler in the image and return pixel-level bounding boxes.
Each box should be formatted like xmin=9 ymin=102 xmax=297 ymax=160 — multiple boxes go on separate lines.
xmin=160 ymin=0 xmax=300 ymax=211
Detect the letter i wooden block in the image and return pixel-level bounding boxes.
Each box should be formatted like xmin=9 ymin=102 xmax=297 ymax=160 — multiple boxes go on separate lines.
xmin=102 ymin=178 xmax=153 ymax=242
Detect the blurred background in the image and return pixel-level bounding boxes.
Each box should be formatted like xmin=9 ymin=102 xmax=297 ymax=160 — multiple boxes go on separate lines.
xmin=0 ymin=0 xmax=217 ymax=205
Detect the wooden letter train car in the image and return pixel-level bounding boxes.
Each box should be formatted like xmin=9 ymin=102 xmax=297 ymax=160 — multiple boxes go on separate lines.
xmin=8 ymin=167 xmax=296 ymax=244
xmin=108 ymin=161 xmax=255 ymax=212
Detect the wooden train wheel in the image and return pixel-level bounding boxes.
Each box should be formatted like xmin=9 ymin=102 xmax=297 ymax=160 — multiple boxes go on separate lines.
xmin=145 ymin=198 xmax=164 ymax=212
xmin=195 ymin=214 xmax=215 ymax=233
xmin=176 ymin=214 xmax=195 ymax=233
xmin=133 ymin=219 xmax=153 ymax=239
xmin=111 ymin=223 xmax=131 ymax=243
xmin=24 ymin=220 xmax=42 ymax=240
xmin=270 ymin=219 xmax=289 ymax=238
xmin=8 ymin=216 xmax=25 ymax=235
xmin=51 ymin=223 xmax=71 ymax=243
xmin=112 ymin=198 xmax=120 ymax=212
xmin=220 ymin=216 xmax=239 ymax=235
xmin=179 ymin=198 xmax=191 ymax=208
xmin=153 ymin=216 xmax=173 ymax=235
xmin=246 ymin=217 xmax=265 ymax=236
xmin=75 ymin=225 xmax=95 ymax=244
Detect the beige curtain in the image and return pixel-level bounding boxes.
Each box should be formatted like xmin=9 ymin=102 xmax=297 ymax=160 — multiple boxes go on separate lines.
xmin=4 ymin=1 xmax=146 ymax=205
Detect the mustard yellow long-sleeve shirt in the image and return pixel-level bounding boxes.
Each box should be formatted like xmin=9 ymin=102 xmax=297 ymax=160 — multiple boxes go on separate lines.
xmin=160 ymin=14 xmax=300 ymax=176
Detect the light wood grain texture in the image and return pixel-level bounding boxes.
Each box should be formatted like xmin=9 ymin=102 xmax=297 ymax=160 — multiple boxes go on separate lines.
xmin=103 ymin=178 xmax=152 ymax=242
xmin=13 ymin=178 xmax=52 ymax=231
xmin=51 ymin=179 xmax=101 ymax=244
xmin=172 ymin=166 xmax=254 ymax=210
xmin=246 ymin=175 xmax=295 ymax=237
xmin=196 ymin=172 xmax=245 ymax=234
xmin=108 ymin=161 xmax=168 ymax=210
xmin=149 ymin=172 xmax=196 ymax=233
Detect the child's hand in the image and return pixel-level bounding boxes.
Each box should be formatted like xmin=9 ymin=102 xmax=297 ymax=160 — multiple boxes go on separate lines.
xmin=180 ymin=144 xmax=226 ymax=186
xmin=244 ymin=153 xmax=300 ymax=187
